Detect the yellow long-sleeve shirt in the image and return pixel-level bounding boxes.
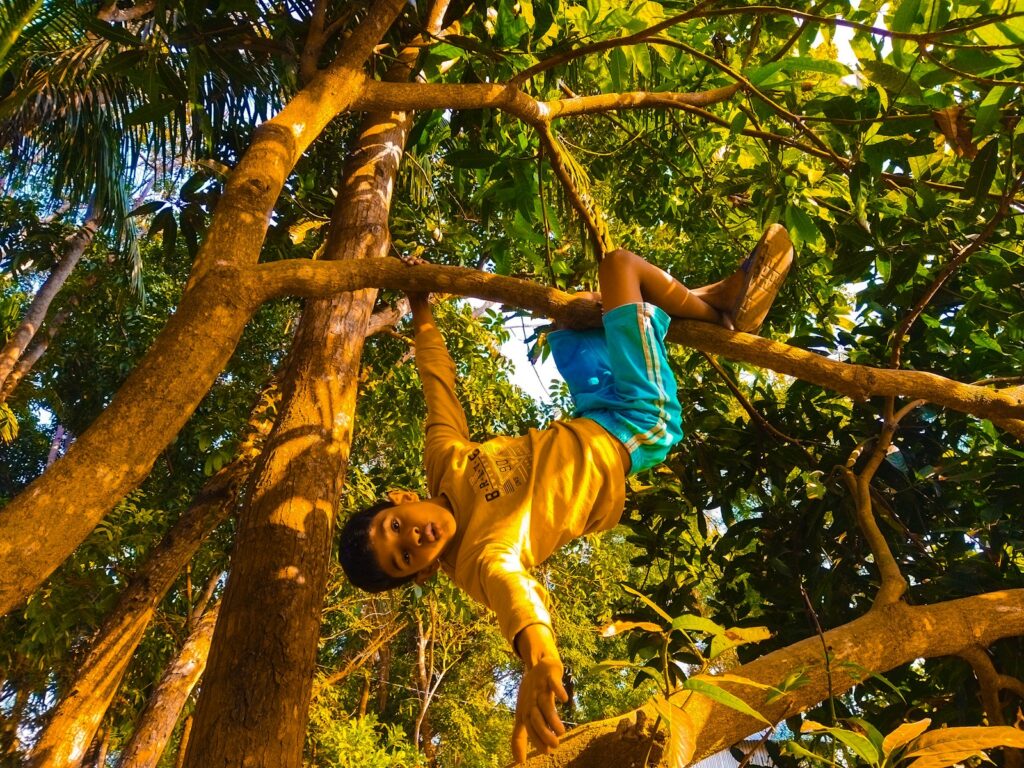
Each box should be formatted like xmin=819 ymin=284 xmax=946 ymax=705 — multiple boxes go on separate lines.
xmin=416 ymin=326 xmax=628 ymax=650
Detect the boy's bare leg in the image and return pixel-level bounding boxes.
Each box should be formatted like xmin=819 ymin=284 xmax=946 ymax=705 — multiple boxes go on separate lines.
xmin=598 ymin=248 xmax=740 ymax=326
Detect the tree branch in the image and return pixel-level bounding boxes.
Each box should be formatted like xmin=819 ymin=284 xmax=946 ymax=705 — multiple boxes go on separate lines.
xmin=521 ymin=589 xmax=1024 ymax=767
xmin=840 ymin=398 xmax=922 ymax=608
xmin=242 ymin=258 xmax=1024 ymax=430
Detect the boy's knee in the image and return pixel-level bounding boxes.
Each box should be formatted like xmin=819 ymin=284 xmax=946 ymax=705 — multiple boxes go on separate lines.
xmin=600 ymin=248 xmax=638 ymax=279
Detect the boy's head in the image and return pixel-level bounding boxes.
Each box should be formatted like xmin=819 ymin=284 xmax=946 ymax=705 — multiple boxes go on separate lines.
xmin=339 ymin=490 xmax=457 ymax=593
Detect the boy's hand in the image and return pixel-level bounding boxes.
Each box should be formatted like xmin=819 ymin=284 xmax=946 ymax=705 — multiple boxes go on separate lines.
xmin=512 ymin=626 xmax=568 ymax=763
xmin=399 ymin=254 xmax=431 ymax=307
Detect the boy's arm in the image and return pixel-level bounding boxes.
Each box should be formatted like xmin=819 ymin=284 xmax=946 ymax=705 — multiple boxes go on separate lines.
xmin=512 ymin=624 xmax=568 ymax=763
xmin=408 ymin=293 xmax=471 ymax=450
xmin=473 ymin=551 xmax=567 ymax=763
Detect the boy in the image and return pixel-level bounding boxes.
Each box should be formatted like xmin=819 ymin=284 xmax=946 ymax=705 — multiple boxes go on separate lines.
xmin=339 ymin=225 xmax=793 ymax=763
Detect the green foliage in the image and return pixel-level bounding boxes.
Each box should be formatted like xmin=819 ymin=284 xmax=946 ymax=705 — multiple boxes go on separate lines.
xmin=2 ymin=0 xmax=1024 ymax=763
xmin=306 ymin=711 xmax=423 ymax=768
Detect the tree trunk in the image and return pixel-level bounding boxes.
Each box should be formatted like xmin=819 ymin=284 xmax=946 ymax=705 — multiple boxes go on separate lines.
xmin=0 ymin=216 xmax=98 ymax=394
xmin=0 ymin=304 xmax=70 ymax=404
xmin=116 ymin=602 xmax=219 ymax=768
xmin=25 ymin=459 xmax=246 ymax=768
xmin=182 ymin=38 xmax=420 ymax=767
xmin=0 ymin=0 xmax=404 ymax=617
xmin=173 ymin=716 xmax=192 ymax=768
xmin=520 ymin=589 xmax=1024 ymax=768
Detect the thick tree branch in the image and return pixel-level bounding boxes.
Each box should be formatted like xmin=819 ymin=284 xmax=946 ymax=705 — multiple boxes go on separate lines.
xmin=243 ymin=258 xmax=1024 ymax=429
xmin=354 ymin=79 xmax=740 ymax=254
xmin=520 ymin=589 xmax=1024 ymax=767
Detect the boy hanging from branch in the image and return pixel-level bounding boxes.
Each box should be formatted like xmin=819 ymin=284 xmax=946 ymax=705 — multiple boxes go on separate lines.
xmin=340 ymin=225 xmax=793 ymax=762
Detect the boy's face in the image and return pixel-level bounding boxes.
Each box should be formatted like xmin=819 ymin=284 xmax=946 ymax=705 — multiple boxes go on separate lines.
xmin=369 ymin=498 xmax=457 ymax=583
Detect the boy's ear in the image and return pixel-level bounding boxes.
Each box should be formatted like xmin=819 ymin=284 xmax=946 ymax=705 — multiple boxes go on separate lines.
xmin=414 ymin=560 xmax=441 ymax=585
xmin=387 ymin=489 xmax=420 ymax=505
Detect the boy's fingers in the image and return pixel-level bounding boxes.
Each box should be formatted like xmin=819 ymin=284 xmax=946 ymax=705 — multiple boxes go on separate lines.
xmin=529 ymin=707 xmax=560 ymax=749
xmin=554 ymin=677 xmax=569 ymax=703
xmin=540 ymin=701 xmax=565 ymax=737
xmin=511 ymin=721 xmax=528 ymax=764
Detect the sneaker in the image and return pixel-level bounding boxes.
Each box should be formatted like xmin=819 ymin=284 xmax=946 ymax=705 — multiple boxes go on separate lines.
xmin=731 ymin=224 xmax=794 ymax=333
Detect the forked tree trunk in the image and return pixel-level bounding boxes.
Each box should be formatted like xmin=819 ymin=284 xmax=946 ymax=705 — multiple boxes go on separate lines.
xmin=181 ymin=4 xmax=453 ymax=761
xmin=0 ymin=0 xmax=405 ymax=617
xmin=182 ymin=38 xmax=424 ymax=765
xmin=25 ymin=459 xmax=247 ymax=768
xmin=116 ymin=602 xmax=219 ymax=768
xmin=0 ymin=216 xmax=98 ymax=394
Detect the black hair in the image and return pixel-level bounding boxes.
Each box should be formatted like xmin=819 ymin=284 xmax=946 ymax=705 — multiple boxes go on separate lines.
xmin=338 ymin=499 xmax=416 ymax=593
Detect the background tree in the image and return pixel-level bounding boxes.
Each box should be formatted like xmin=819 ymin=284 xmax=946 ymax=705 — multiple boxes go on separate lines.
xmin=1 ymin=0 xmax=1023 ymax=767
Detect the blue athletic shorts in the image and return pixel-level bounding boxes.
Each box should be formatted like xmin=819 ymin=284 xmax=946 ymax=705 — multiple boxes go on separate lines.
xmin=547 ymin=303 xmax=683 ymax=474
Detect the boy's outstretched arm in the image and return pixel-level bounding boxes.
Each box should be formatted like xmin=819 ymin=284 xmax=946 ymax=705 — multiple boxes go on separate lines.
xmin=512 ymin=624 xmax=569 ymax=763
xmin=406 ymin=292 xmax=471 ymax=451
xmin=407 ymin=291 xmax=434 ymax=335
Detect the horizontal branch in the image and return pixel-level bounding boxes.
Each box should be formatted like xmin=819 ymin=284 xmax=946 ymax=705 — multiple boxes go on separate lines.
xmin=353 ymin=80 xmax=739 ymax=123
xmin=523 ymin=589 xmax=1024 ymax=767
xmin=243 ymin=259 xmax=1024 ymax=430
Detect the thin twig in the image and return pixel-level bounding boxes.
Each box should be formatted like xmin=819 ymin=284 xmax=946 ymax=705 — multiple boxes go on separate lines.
xmin=800 ymin=581 xmax=836 ymax=724
xmin=700 ymin=352 xmax=809 ymax=449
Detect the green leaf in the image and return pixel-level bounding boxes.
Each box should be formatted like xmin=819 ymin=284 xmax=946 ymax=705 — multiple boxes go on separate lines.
xmin=765 ymin=670 xmax=810 ymax=703
xmin=860 ymin=60 xmax=922 ymax=100
xmin=621 ymin=584 xmax=673 ymax=624
xmin=682 ymin=677 xmax=771 ymax=725
xmin=904 ymin=725 xmax=1024 ymax=768
xmin=974 ymin=85 xmax=1010 ymax=138
xmin=969 ymin=330 xmax=1002 ymax=353
xmin=601 ymin=620 xmax=663 ymax=637
xmin=709 ymin=625 xmax=772 ymax=659
xmin=82 ymin=16 xmax=142 ymax=46
xmin=609 ymin=47 xmax=628 ymax=92
xmin=495 ymin=0 xmax=528 ymax=47
xmin=593 ymin=659 xmax=636 ymax=672
xmin=0 ymin=403 xmax=18 ymax=443
xmin=672 ymin=614 xmax=726 ymax=636
xmin=801 ymin=722 xmax=880 ymax=766
xmin=652 ymin=695 xmax=697 ymax=768
xmin=124 ymin=99 xmax=177 ymax=127
xmin=963 ymin=139 xmax=999 ymax=213
xmin=784 ymin=738 xmax=831 ymax=764
xmin=890 ymin=0 xmax=920 ymax=64
xmin=882 ymin=719 xmax=931 ymax=757
xmin=128 ymin=201 xmax=166 ymax=218
xmin=891 ymin=0 xmax=920 ymax=33
xmin=785 ymin=205 xmax=820 ymax=249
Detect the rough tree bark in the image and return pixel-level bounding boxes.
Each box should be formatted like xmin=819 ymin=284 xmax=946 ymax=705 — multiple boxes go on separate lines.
xmin=0 ymin=216 xmax=98 ymax=395
xmin=519 ymin=590 xmax=1024 ymax=768
xmin=0 ymin=0 xmax=406 ymax=617
xmin=25 ymin=459 xmax=249 ymax=768
xmin=115 ymin=601 xmax=220 ymax=768
xmin=181 ymin=1 xmax=440 ymax=759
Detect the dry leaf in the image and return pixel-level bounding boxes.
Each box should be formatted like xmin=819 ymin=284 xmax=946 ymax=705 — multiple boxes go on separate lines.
xmin=932 ymin=106 xmax=978 ymax=159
